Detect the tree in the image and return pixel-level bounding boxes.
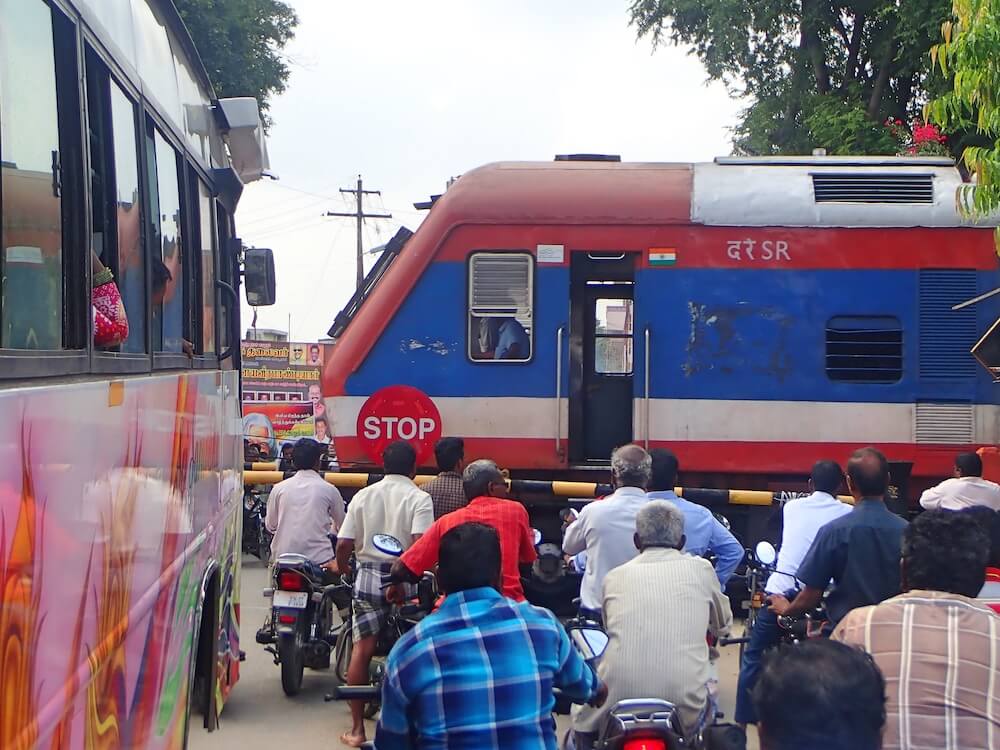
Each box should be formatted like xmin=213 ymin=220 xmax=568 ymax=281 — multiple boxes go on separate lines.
xmin=628 ymin=0 xmax=952 ymax=154
xmin=928 ymin=0 xmax=1000 ymax=217
xmin=173 ymin=0 xmax=298 ymax=129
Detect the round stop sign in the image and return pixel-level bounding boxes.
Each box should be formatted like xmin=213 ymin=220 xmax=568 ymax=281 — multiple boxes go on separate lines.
xmin=357 ymin=385 xmax=442 ymax=466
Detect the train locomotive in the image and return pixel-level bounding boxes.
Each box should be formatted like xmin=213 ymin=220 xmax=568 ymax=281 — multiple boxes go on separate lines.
xmin=322 ymin=155 xmax=1000 ymax=515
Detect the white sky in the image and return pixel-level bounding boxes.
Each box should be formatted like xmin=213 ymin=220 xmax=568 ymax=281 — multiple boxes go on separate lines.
xmin=236 ymin=0 xmax=741 ymax=341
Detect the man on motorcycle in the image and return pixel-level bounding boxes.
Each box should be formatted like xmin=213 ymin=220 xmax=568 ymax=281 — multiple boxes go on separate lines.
xmin=768 ymin=447 xmax=907 ymax=629
xmin=734 ymin=460 xmax=852 ymax=726
xmin=647 ymin=448 xmax=743 ymax=586
xmin=375 ymin=522 xmax=606 ymax=750
xmin=335 ymin=440 xmax=435 ymax=748
xmin=563 ymin=444 xmax=652 ymax=622
xmin=571 ymin=500 xmax=733 ymax=750
xmin=387 ymin=459 xmax=537 ymax=601
xmin=265 ymin=438 xmax=345 ymax=570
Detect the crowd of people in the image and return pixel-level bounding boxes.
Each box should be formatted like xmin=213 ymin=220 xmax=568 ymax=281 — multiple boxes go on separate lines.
xmin=262 ymin=435 xmax=1000 ymax=750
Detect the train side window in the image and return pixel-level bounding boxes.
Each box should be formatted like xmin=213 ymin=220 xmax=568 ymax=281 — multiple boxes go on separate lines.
xmin=1 ymin=0 xmax=69 ymax=351
xmin=468 ymin=252 xmax=533 ymax=362
xmin=595 ymin=298 xmax=633 ymax=374
xmin=826 ymin=316 xmax=902 ymax=383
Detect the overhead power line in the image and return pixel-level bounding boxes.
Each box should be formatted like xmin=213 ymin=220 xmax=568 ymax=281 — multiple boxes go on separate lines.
xmin=325 ymin=175 xmax=392 ymax=291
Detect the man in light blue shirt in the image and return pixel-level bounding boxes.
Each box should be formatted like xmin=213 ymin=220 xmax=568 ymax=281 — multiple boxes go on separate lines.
xmin=647 ymin=449 xmax=743 ymax=587
xmin=563 ymin=445 xmax=652 ymax=620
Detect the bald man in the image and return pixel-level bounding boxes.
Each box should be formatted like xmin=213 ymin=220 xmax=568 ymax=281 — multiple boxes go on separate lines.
xmin=768 ymin=447 xmax=908 ymax=631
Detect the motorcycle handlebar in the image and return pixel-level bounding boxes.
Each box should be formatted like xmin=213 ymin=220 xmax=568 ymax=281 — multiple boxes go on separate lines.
xmin=718 ymin=636 xmax=751 ymax=646
xmin=325 ymin=685 xmax=380 ymax=702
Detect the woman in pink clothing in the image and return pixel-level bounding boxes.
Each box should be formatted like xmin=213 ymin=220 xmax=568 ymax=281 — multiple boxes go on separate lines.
xmin=91 ymin=251 xmax=129 ymax=348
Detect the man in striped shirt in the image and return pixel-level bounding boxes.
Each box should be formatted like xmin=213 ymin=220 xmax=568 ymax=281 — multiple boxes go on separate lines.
xmin=833 ymin=509 xmax=1000 ymax=750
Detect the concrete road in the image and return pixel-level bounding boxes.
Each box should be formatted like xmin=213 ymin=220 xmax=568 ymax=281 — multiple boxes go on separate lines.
xmin=191 ymin=558 xmax=760 ymax=749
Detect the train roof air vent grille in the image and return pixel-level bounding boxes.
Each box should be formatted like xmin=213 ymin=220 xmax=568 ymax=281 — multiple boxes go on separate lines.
xmin=811 ymin=173 xmax=934 ymax=204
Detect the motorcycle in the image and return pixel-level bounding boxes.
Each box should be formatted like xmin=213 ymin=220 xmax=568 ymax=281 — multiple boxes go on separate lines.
xmin=257 ymin=553 xmax=352 ymax=696
xmin=330 ymin=534 xmax=437 ymax=718
xmin=242 ymin=489 xmax=272 ymax=562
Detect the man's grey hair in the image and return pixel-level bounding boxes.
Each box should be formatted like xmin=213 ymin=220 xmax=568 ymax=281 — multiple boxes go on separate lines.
xmin=462 ymin=459 xmax=504 ymax=500
xmin=636 ymin=500 xmax=685 ymax=548
xmin=611 ymin=444 xmax=652 ymax=488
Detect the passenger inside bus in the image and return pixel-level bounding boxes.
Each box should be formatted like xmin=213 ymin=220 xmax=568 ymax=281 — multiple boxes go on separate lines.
xmin=91 ymin=249 xmax=129 ymax=348
xmin=151 ymin=257 xmax=194 ymax=357
xmin=476 ymin=316 xmax=530 ymax=360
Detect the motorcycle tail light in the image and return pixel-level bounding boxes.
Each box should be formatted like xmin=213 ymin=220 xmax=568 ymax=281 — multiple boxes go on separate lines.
xmin=277 ymin=570 xmax=304 ymax=591
xmin=623 ymin=740 xmax=666 ymax=750
xmin=278 ymin=614 xmax=297 ymax=625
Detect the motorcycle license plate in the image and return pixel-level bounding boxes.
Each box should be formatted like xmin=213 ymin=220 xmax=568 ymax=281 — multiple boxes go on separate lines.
xmin=273 ymin=591 xmax=308 ymax=609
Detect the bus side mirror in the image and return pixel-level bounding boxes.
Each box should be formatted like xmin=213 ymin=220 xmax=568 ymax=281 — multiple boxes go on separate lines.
xmin=244 ymin=247 xmax=276 ymax=306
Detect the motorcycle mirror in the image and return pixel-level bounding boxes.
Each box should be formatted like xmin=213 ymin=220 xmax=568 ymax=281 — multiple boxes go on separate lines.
xmin=570 ymin=627 xmax=609 ymax=662
xmin=755 ymin=541 xmax=777 ymax=566
xmin=712 ymin=511 xmax=732 ymax=531
xmin=373 ymin=534 xmax=404 ymax=557
xmin=532 ymin=528 xmax=542 ymax=546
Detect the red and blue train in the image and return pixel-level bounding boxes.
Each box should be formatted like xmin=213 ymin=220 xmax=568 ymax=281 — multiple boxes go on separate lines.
xmin=322 ymin=155 xmax=1000 ymax=505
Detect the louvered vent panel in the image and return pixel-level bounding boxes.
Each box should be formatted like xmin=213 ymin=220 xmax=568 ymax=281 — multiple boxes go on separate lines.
xmin=915 ymin=403 xmax=974 ymax=444
xmin=812 ymin=173 xmax=934 ymax=203
xmin=919 ymin=270 xmax=977 ymax=378
xmin=469 ymin=254 xmax=532 ymax=313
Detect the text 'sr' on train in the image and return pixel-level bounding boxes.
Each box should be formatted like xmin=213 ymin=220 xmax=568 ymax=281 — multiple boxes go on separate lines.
xmin=321 ymin=154 xmax=1000 ymax=534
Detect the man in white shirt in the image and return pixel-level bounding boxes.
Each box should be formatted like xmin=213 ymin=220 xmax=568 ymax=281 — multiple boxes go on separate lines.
xmin=335 ymin=440 xmax=434 ymax=748
xmin=733 ymin=459 xmax=852 ymax=727
xmin=563 ymin=444 xmax=652 ymax=621
xmin=919 ymin=452 xmax=1000 ymax=511
xmin=265 ymin=438 xmax=345 ymax=567
xmin=571 ymin=501 xmax=733 ymax=749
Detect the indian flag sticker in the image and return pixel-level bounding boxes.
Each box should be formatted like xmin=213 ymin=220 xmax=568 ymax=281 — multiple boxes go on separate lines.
xmin=649 ymin=248 xmax=677 ymax=267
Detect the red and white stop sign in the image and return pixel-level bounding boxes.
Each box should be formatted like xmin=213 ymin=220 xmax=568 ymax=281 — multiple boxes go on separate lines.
xmin=357 ymin=385 xmax=442 ymax=466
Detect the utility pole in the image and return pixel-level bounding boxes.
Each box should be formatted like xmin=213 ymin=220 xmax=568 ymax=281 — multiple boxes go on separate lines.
xmin=325 ymin=175 xmax=392 ymax=291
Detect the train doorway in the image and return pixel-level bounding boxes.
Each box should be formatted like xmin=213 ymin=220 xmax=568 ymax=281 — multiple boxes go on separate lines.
xmin=569 ymin=253 xmax=636 ymax=463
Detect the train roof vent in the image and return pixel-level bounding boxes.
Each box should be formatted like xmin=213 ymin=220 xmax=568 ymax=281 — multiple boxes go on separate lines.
xmin=554 ymin=153 xmax=621 ymax=162
xmin=811 ymin=172 xmax=934 ymax=204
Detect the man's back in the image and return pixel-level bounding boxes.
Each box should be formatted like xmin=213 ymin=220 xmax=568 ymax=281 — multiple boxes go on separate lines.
xmin=797 ymin=498 xmax=907 ymax=625
xmin=340 ymin=475 xmax=434 ymax=564
xmin=648 ymin=490 xmax=743 ymax=585
xmin=767 ymin=491 xmax=852 ymax=595
xmin=920 ymin=476 xmax=1000 ymax=511
xmin=266 ymin=470 xmax=344 ymax=564
xmin=376 ymin=587 xmax=597 ymax=750
xmin=562 ymin=486 xmax=648 ymax=610
xmin=421 ymin=471 xmax=466 ymax=519
xmin=834 ymin=591 xmax=1000 ymax=750
xmin=401 ymin=497 xmax=536 ymax=600
xmin=577 ymin=549 xmax=732 ymax=734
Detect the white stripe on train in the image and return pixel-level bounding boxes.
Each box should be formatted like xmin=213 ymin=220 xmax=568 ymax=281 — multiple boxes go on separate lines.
xmin=329 ymin=396 xmax=1000 ymax=444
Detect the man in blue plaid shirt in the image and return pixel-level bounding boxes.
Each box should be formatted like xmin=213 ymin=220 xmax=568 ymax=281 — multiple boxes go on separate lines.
xmin=375 ymin=522 xmax=606 ymax=749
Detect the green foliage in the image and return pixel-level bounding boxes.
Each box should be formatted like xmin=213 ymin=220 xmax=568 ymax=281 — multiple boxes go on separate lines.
xmin=928 ymin=0 xmax=1000 ymax=217
xmin=628 ymin=0 xmax=953 ymax=154
xmin=173 ymin=0 xmax=298 ymax=130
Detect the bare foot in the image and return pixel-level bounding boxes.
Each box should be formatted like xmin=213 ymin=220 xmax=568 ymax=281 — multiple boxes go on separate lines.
xmin=339 ymin=731 xmax=366 ymax=748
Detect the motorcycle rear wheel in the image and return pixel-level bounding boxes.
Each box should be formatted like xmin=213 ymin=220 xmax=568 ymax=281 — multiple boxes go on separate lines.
xmin=278 ymin=631 xmax=305 ymax=696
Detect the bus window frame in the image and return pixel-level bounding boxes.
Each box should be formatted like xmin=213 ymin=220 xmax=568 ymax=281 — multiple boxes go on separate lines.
xmin=0 ymin=0 xmax=89 ymax=378
xmin=183 ymin=165 xmax=220 ymax=370
xmin=84 ymin=37 xmax=153 ymax=375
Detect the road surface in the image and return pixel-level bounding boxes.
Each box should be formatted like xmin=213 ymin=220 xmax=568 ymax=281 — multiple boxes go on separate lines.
xmin=191 ymin=557 xmax=760 ymax=749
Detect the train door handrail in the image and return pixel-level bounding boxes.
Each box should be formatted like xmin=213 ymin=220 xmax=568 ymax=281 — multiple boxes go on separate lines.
xmin=644 ymin=325 xmax=651 ymax=448
xmin=556 ymin=325 xmax=566 ymax=457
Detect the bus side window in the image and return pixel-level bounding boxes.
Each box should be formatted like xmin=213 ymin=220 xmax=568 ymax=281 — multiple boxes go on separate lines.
xmin=467 ymin=252 xmax=534 ymax=362
xmin=0 ymin=0 xmax=82 ymax=352
xmin=146 ymin=125 xmax=187 ymax=356
xmin=86 ymin=49 xmax=146 ymax=354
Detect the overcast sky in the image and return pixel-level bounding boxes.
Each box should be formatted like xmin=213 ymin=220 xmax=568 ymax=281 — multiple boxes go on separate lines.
xmin=236 ymin=0 xmax=741 ymax=341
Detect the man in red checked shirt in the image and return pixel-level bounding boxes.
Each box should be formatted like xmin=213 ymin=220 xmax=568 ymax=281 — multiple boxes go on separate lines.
xmin=387 ymin=459 xmax=537 ymax=600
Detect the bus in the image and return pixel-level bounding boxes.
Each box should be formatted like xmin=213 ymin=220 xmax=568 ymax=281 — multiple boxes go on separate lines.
xmin=1 ymin=1 xmax=274 ymax=747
